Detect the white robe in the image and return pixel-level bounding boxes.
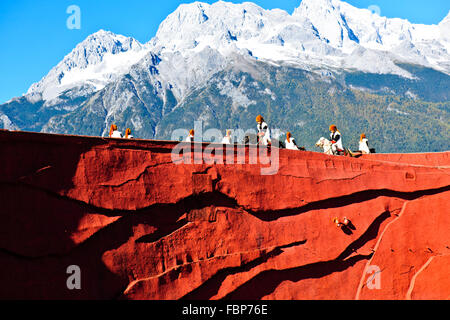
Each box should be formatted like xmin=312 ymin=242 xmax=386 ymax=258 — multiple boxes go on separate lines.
xmin=185 ymin=135 xmax=194 ymax=142
xmin=111 ymin=130 xmax=123 ymax=138
xmin=359 ymin=138 xmax=370 ymax=154
xmin=330 ymin=131 xmax=343 ymax=150
xmin=257 ymin=122 xmax=271 ymax=145
xmin=222 ymin=136 xmax=232 ymax=144
xmin=285 ymin=138 xmax=299 ymax=150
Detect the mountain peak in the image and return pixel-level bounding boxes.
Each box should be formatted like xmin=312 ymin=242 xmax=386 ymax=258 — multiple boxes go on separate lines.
xmin=296 ymin=0 xmax=337 ymax=11
xmin=17 ymin=0 xmax=450 ymax=106
xmin=440 ymin=10 xmax=450 ymax=25
xmin=81 ymin=29 xmax=140 ymax=50
xmin=293 ymin=0 xmax=358 ymax=48
xmin=87 ymin=29 xmax=115 ymax=38
xmin=154 ymin=0 xmax=271 ymax=53
xmin=27 ymin=30 xmax=147 ymax=101
xmin=89 ymin=29 xmax=114 ymax=37
xmin=52 ymin=30 xmax=143 ymax=71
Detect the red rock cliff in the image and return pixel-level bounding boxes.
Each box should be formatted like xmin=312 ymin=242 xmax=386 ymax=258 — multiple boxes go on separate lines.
xmin=0 ymin=130 xmax=449 ymax=300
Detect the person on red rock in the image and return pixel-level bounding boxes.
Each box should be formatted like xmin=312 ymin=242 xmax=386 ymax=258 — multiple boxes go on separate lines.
xmin=222 ymin=130 xmax=232 ymax=144
xmin=333 ymin=217 xmax=349 ymax=228
xmin=359 ymin=133 xmax=370 ymax=154
xmin=347 ymin=133 xmax=371 ymax=157
xmin=342 ymin=217 xmax=349 ymax=226
xmin=186 ymin=129 xmax=195 ymax=142
xmin=109 ymin=124 xmax=123 ymax=138
xmin=124 ymin=128 xmax=134 ymax=139
xmin=329 ymin=125 xmax=345 ymax=155
xmin=256 ymin=115 xmax=271 ymax=146
xmin=285 ymin=132 xmax=300 ymax=150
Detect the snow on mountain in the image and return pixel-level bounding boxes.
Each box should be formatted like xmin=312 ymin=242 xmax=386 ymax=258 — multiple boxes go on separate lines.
xmin=20 ymin=1 xmax=450 ymax=108
xmin=149 ymin=0 xmax=450 ymax=78
xmin=0 ymin=112 xmax=19 ymax=131
xmin=440 ymin=11 xmax=450 ymax=42
xmin=293 ymin=0 xmax=360 ymax=50
xmin=293 ymin=0 xmax=449 ymax=74
xmin=152 ymin=1 xmax=328 ymax=66
xmin=440 ymin=10 xmax=450 ymax=24
xmin=27 ymin=30 xmax=150 ymax=104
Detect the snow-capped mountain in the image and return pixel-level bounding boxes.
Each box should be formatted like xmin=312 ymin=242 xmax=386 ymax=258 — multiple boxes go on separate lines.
xmin=1 ymin=0 xmax=449 ymax=153
xmin=0 ymin=112 xmax=19 ymax=131
xmin=27 ymin=30 xmax=149 ymax=105
xmin=151 ymin=0 xmax=450 ymax=78
xmin=23 ymin=0 xmax=450 ymax=106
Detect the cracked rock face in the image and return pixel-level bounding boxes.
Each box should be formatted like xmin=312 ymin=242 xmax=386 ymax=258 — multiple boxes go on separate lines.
xmin=0 ymin=130 xmax=449 ymax=299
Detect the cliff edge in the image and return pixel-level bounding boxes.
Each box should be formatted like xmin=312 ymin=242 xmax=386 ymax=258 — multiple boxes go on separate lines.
xmin=0 ymin=130 xmax=449 ymax=299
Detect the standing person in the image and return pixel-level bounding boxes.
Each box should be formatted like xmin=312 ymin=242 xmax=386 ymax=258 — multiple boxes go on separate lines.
xmin=109 ymin=124 xmax=123 ymax=138
xmin=124 ymin=128 xmax=134 ymax=139
xmin=329 ymin=125 xmax=345 ymax=155
xmin=186 ymin=129 xmax=195 ymax=142
xmin=285 ymin=132 xmax=299 ymax=150
xmin=222 ymin=130 xmax=232 ymax=144
xmin=256 ymin=115 xmax=271 ymax=146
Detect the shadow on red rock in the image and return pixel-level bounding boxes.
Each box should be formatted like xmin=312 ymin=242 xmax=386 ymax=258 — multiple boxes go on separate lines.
xmin=250 ymin=186 xmax=450 ymax=222
xmin=216 ymin=210 xmax=391 ymax=300
xmin=181 ymin=240 xmax=307 ymax=300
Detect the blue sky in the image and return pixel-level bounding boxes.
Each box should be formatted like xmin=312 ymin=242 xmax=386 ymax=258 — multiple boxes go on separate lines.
xmin=0 ymin=0 xmax=449 ymax=103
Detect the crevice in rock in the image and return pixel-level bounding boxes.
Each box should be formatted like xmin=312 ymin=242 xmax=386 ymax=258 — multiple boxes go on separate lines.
xmin=180 ymin=240 xmax=307 ymax=300
xmin=119 ymin=240 xmax=307 ymax=299
xmin=1 ymin=182 xmax=448 ymax=260
xmin=405 ymin=256 xmax=435 ymax=300
xmin=217 ymin=206 xmax=396 ymax=299
xmin=246 ymin=185 xmax=450 ymax=221
xmin=336 ymin=210 xmax=391 ymax=260
xmin=405 ymin=253 xmax=450 ymax=300
xmin=98 ymin=161 xmax=175 ymax=188
xmin=221 ymin=253 xmax=374 ymax=300
xmin=2 ymin=181 xmax=449 ymax=221
xmin=354 ymin=201 xmax=410 ymax=299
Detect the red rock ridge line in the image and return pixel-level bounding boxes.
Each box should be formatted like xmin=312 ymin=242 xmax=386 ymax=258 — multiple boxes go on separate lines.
xmin=0 ymin=130 xmax=448 ymax=299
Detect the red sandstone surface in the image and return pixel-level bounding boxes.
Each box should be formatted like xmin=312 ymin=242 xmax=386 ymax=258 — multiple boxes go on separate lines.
xmin=0 ymin=130 xmax=449 ymax=300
